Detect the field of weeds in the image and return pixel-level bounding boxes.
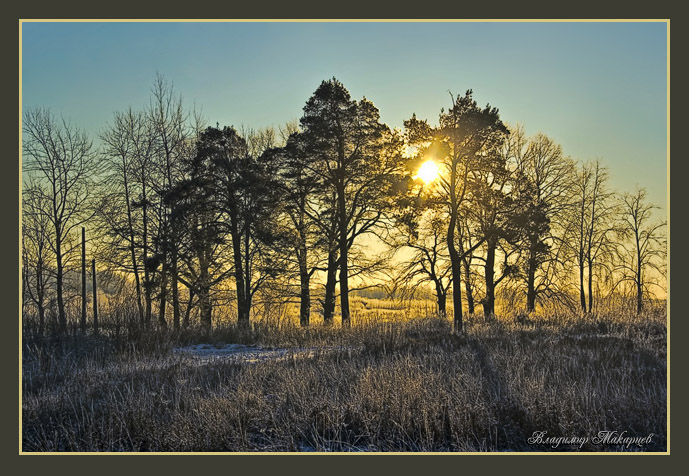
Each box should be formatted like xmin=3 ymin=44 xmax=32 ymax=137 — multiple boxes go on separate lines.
xmin=21 ymin=306 xmax=667 ymax=452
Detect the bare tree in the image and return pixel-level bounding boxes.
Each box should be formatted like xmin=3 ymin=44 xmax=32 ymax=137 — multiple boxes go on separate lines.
xmin=614 ymin=188 xmax=666 ymax=314
xmin=244 ymin=125 xmax=277 ymax=159
xmin=513 ymin=132 xmax=576 ymax=312
xmin=130 ymin=110 xmax=158 ymax=329
xmin=23 ymin=108 xmax=99 ymax=332
xmin=147 ymin=73 xmax=192 ymax=330
xmin=22 ymin=179 xmax=54 ymax=335
xmin=566 ymin=160 xmax=618 ymax=313
xmin=396 ymin=209 xmax=453 ymax=316
xmin=99 ymin=108 xmax=148 ymax=327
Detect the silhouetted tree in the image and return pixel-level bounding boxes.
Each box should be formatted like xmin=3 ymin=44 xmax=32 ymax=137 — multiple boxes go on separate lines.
xmin=22 ymin=179 xmax=54 ymax=335
xmin=166 ymin=128 xmax=233 ymax=331
xmin=128 ymin=110 xmax=158 ymax=329
xmin=298 ymin=78 xmax=405 ymax=326
xmin=396 ymin=209 xmax=453 ymax=316
xmin=197 ymin=126 xmax=281 ymax=328
xmin=469 ymin=126 xmax=522 ymax=318
xmin=566 ymin=160 xmax=618 ymax=313
xmin=269 ymin=132 xmax=326 ymax=326
xmin=148 ymin=73 xmax=192 ymax=330
xmin=405 ymin=91 xmax=509 ymax=333
xmin=23 ymin=108 xmax=99 ymax=332
xmin=513 ymin=132 xmax=575 ymax=312
xmin=99 ymin=108 xmax=149 ymax=328
xmin=615 ymin=188 xmax=666 ymax=314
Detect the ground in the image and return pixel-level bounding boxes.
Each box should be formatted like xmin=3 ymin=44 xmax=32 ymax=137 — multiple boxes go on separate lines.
xmin=21 ymin=308 xmax=667 ymax=452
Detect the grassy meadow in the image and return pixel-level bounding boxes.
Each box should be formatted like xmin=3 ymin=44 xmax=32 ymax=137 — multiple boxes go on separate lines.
xmin=21 ymin=297 xmax=667 ymax=453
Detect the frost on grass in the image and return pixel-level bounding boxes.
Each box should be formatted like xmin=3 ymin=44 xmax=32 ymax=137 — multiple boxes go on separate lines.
xmin=172 ymin=343 xmax=354 ymax=364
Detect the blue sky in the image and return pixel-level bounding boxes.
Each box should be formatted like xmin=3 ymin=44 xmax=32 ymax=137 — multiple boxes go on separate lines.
xmin=21 ymin=21 xmax=668 ymax=212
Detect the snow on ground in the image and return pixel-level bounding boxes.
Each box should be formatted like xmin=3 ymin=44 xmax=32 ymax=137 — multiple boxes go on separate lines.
xmin=172 ymin=343 xmax=356 ymax=364
xmin=173 ymin=343 xmax=288 ymax=363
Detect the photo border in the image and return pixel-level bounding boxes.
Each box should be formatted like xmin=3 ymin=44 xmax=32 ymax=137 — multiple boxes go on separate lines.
xmin=4 ymin=1 xmax=681 ymax=472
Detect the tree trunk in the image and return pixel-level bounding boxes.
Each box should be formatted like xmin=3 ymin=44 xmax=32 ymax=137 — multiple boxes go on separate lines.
xmin=244 ymin=290 xmax=253 ymax=327
xmin=526 ymin=242 xmax=537 ymax=313
xmin=144 ymin=282 xmax=153 ymax=329
xmin=37 ymin=302 xmax=45 ymax=336
xmin=636 ymin=233 xmax=643 ymax=315
xmin=587 ymin=258 xmax=594 ymax=313
xmin=131 ymin=252 xmax=144 ymax=329
xmin=448 ymin=214 xmax=463 ymax=334
xmin=198 ymin=242 xmax=211 ymax=332
xmin=242 ymin=226 xmax=252 ymax=326
xmin=123 ymin=169 xmax=144 ymax=328
xmin=464 ymin=257 xmax=475 ymax=315
xmin=171 ymin=250 xmax=180 ymax=331
xmin=338 ymin=254 xmax=350 ymax=326
xmin=636 ymin=280 xmax=643 ymax=314
xmin=183 ymin=288 xmax=195 ymax=329
xmin=579 ymin=253 xmax=587 ymax=313
xmin=199 ymin=284 xmax=212 ymax=333
xmin=236 ymin=282 xmax=248 ymax=327
xmin=299 ymin=270 xmax=311 ymax=327
xmin=450 ymin=259 xmax=463 ymax=334
xmin=458 ymin=234 xmax=474 ymax=315
xmin=636 ymin=266 xmax=643 ymax=315
xmin=337 ymin=186 xmax=350 ymax=327
xmin=231 ymin=223 xmax=249 ymax=328
xmin=142 ymin=183 xmax=152 ymax=329
xmin=36 ymin=261 xmax=46 ymax=336
xmin=297 ymin=222 xmax=310 ymax=327
xmin=55 ymin=234 xmax=66 ymax=333
xmin=435 ymin=282 xmax=447 ymax=317
xmin=484 ymin=239 xmax=496 ymax=318
xmin=323 ymin=248 xmax=338 ymax=324
xmin=158 ymin=258 xmax=168 ymax=330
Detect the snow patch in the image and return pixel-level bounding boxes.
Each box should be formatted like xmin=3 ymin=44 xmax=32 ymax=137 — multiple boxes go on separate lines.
xmin=172 ymin=343 xmax=357 ymax=364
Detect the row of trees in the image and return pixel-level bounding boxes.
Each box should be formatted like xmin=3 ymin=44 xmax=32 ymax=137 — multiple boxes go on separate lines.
xmin=22 ymin=76 xmax=667 ymax=335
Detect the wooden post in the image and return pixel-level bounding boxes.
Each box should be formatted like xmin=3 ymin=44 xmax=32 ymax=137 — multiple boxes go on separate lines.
xmin=81 ymin=227 xmax=87 ymax=333
xmin=92 ymin=259 xmax=98 ymax=335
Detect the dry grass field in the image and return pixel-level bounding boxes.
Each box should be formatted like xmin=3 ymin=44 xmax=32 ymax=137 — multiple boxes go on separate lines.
xmin=21 ymin=299 xmax=667 ymax=452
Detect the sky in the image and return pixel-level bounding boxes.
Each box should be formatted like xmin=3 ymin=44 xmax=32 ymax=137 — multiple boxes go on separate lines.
xmin=21 ymin=21 xmax=668 ymax=214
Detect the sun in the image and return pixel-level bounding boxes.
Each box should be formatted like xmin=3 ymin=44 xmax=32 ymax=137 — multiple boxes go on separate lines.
xmin=415 ymin=160 xmax=440 ymax=184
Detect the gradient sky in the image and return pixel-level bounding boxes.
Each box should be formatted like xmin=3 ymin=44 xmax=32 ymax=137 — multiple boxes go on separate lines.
xmin=21 ymin=21 xmax=668 ymax=213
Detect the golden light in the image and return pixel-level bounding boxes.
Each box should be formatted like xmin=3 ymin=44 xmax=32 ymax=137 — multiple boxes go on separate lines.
xmin=415 ymin=160 xmax=440 ymax=184
xmin=403 ymin=145 xmax=419 ymax=158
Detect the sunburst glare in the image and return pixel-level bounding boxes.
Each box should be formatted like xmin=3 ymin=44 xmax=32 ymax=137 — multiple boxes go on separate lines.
xmin=415 ymin=159 xmax=440 ymax=184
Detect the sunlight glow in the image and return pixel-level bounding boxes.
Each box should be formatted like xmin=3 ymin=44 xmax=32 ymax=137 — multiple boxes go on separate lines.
xmin=415 ymin=160 xmax=440 ymax=184
xmin=403 ymin=145 xmax=418 ymax=158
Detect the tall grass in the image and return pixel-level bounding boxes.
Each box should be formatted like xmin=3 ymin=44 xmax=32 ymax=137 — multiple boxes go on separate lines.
xmin=22 ymin=305 xmax=666 ymax=452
